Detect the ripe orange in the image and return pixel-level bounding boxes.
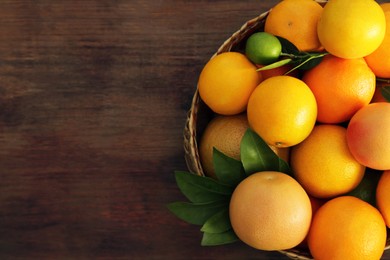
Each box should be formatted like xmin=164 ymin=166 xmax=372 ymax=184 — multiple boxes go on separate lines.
xmin=264 ymin=0 xmax=323 ymax=51
xmin=291 ymin=124 xmax=365 ymax=199
xmin=199 ymin=114 xmax=249 ymax=178
xmin=247 ymin=75 xmax=317 ymax=147
xmin=347 ymin=102 xmax=390 ymax=170
xmin=308 ymin=196 xmax=387 ymax=260
xmin=198 ymin=52 xmax=261 ymax=115
xmin=376 ymin=170 xmax=390 ymax=227
xmin=302 ymin=55 xmax=375 ymax=124
xmin=365 ymin=3 xmax=390 ymax=78
xmin=317 ymin=0 xmax=386 ymax=59
xmin=229 ymin=171 xmax=312 ymax=251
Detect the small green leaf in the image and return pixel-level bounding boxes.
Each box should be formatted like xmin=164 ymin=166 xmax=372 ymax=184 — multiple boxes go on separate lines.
xmin=201 ymin=229 xmax=239 ymax=246
xmin=201 ymin=208 xmax=231 ymax=234
xmin=240 ymin=128 xmax=292 ymax=175
xmin=167 ymin=201 xmax=228 ymax=225
xmin=346 ymin=168 xmax=382 ymax=206
xmin=213 ymin=148 xmax=246 ymax=187
xmin=286 ymin=52 xmax=327 ymax=75
xmin=175 ymin=171 xmax=233 ymax=203
xmin=277 ymin=36 xmax=300 ymax=55
xmin=295 ymin=52 xmax=327 ymax=70
xmin=381 ymin=86 xmax=390 ymax=102
xmin=256 ymin=58 xmax=292 ymax=71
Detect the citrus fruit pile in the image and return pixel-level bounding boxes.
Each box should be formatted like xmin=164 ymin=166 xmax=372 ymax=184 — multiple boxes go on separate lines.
xmin=169 ymin=0 xmax=390 ymax=259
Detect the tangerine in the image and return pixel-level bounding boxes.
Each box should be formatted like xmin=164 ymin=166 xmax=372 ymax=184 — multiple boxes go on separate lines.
xmin=302 ymin=54 xmax=375 ymax=124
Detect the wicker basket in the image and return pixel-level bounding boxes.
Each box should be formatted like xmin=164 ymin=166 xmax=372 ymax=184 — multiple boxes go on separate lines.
xmin=183 ymin=1 xmax=390 ymax=259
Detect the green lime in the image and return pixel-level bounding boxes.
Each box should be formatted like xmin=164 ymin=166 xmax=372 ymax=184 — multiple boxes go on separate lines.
xmin=346 ymin=168 xmax=382 ymax=207
xmin=245 ymin=32 xmax=282 ymax=65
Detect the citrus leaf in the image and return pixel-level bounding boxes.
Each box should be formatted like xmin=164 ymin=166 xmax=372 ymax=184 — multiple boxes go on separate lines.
xmin=201 ymin=208 xmax=231 ymax=234
xmin=174 ymin=171 xmax=233 ymax=203
xmin=346 ymin=169 xmax=382 ymax=206
xmin=240 ymin=128 xmax=292 ymax=175
xmin=167 ymin=201 xmax=228 ymax=225
xmin=278 ymin=157 xmax=291 ymax=175
xmin=201 ymin=229 xmax=239 ymax=246
xmin=213 ymin=148 xmax=246 ymax=187
xmin=277 ymin=36 xmax=300 ymax=55
xmin=381 ymin=86 xmax=390 ymax=102
xmin=294 ymin=52 xmax=327 ymax=71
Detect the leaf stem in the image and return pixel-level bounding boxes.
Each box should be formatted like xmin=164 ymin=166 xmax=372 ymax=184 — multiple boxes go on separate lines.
xmin=284 ymin=52 xmax=328 ymax=75
xmin=280 ymin=52 xmax=296 ymax=59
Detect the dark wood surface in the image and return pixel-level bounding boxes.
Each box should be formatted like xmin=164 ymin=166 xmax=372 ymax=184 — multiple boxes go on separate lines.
xmin=0 ymin=1 xmax=389 ymax=259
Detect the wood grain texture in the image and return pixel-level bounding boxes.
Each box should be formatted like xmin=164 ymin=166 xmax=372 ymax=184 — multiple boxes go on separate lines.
xmin=0 ymin=1 xmax=388 ymax=259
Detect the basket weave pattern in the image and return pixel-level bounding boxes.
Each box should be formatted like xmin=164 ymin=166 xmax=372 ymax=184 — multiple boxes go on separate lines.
xmin=183 ymin=12 xmax=268 ymax=178
xmin=183 ymin=1 xmax=390 ymax=259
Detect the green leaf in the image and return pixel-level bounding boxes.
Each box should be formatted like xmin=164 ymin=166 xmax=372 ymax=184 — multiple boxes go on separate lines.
xmin=346 ymin=168 xmax=382 ymax=206
xmin=381 ymin=86 xmax=390 ymax=102
xmin=174 ymin=171 xmax=233 ymax=203
xmin=294 ymin=52 xmax=327 ymax=71
xmin=256 ymin=58 xmax=292 ymax=72
xmin=201 ymin=208 xmax=231 ymax=234
xmin=201 ymin=229 xmax=239 ymax=246
xmin=213 ymin=148 xmax=246 ymax=187
xmin=240 ymin=128 xmax=292 ymax=176
xmin=277 ymin=36 xmax=300 ymax=55
xmin=167 ymin=201 xmax=228 ymax=225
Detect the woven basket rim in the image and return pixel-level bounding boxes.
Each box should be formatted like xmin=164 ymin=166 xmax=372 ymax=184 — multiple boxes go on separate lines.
xmin=182 ymin=1 xmax=390 ymax=259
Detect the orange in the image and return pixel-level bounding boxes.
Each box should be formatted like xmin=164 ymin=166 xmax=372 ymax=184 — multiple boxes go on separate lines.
xmin=199 ymin=114 xmax=249 ymax=179
xmin=198 ymin=52 xmax=261 ymax=115
xmin=264 ymin=0 xmax=323 ymax=51
xmin=291 ymin=124 xmax=365 ymax=199
xmin=308 ymin=196 xmax=387 ymax=260
xmin=376 ymin=170 xmax=390 ymax=227
xmin=247 ymin=75 xmax=317 ymax=147
xmin=229 ymin=171 xmax=312 ymax=251
xmin=302 ymin=55 xmax=375 ymax=124
xmin=346 ymin=102 xmax=390 ymax=170
xmin=317 ymin=0 xmax=386 ymax=59
xmin=365 ymin=3 xmax=390 ymax=78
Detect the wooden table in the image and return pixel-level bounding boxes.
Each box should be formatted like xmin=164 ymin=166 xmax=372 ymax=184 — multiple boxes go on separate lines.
xmin=0 ymin=1 xmax=389 ymax=259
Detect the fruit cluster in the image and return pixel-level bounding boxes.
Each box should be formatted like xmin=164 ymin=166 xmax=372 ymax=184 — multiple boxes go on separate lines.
xmin=170 ymin=0 xmax=390 ymax=259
